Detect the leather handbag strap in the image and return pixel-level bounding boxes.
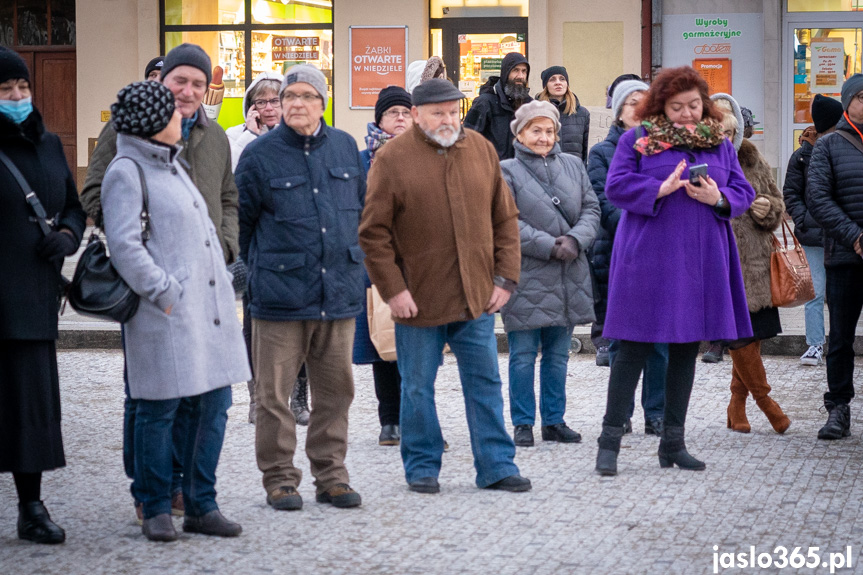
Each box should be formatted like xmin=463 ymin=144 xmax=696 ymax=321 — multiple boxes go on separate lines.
xmin=114 ymin=156 xmax=151 ymax=244
xmin=836 ymin=130 xmax=863 ymax=156
xmin=516 ymin=158 xmax=575 ymax=228
xmin=0 ymin=149 xmax=54 ymax=236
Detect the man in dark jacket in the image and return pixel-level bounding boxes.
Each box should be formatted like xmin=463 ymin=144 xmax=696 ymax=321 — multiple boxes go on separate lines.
xmin=464 ymin=52 xmax=531 ymax=160
xmin=807 ymin=74 xmax=863 ymax=440
xmin=783 ymin=94 xmax=844 ymax=367
xmin=237 ymin=64 xmax=366 ymax=511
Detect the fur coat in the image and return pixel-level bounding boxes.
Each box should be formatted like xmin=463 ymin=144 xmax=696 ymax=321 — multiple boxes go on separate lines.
xmin=731 ymin=139 xmax=785 ymax=312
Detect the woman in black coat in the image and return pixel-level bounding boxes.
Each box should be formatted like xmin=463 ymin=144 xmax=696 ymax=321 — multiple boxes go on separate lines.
xmin=536 ymin=66 xmax=590 ymax=161
xmin=0 ymin=47 xmax=86 ymax=544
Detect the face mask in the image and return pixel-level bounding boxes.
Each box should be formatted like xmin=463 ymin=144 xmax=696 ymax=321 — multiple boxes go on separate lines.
xmin=0 ymin=97 xmax=33 ymax=124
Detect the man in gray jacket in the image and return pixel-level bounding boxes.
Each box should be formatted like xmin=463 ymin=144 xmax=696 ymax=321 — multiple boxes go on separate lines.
xmin=79 ymin=44 xmax=239 ymax=523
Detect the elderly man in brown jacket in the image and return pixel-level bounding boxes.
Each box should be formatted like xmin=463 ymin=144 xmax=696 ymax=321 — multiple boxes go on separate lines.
xmin=360 ymin=78 xmax=530 ymax=495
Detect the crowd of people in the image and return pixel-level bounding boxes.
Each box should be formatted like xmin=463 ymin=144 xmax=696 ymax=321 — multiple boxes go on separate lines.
xmin=2 ymin=40 xmax=863 ymax=544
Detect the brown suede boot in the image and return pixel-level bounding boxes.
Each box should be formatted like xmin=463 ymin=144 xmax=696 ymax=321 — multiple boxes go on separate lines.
xmin=726 ymin=360 xmax=750 ymax=433
xmin=730 ymin=341 xmax=790 ymax=434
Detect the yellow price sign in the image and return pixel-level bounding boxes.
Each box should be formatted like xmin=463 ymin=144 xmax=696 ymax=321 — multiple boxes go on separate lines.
xmin=100 ymin=110 xmax=111 ymax=122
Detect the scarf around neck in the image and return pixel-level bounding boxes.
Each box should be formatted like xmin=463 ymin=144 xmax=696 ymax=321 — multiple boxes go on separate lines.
xmin=364 ymin=122 xmax=392 ymax=162
xmin=634 ymin=114 xmax=726 ymax=156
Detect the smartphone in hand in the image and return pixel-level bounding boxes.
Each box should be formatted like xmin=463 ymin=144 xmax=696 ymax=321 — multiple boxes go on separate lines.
xmin=688 ymin=163 xmax=708 ymax=187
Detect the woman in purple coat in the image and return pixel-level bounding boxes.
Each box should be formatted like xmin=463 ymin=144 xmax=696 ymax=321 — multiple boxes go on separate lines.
xmin=595 ymin=67 xmax=755 ymax=476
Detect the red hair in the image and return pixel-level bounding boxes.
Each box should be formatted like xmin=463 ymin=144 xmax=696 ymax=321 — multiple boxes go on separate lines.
xmin=634 ymin=66 xmax=724 ymax=123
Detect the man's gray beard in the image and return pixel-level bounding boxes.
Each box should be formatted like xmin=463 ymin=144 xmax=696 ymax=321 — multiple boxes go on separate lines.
xmin=424 ymin=124 xmax=460 ymax=148
xmin=504 ymin=81 xmax=530 ymax=101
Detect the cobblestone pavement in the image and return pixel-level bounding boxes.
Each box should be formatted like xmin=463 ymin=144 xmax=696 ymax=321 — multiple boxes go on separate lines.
xmin=2 ymin=352 xmax=863 ymax=575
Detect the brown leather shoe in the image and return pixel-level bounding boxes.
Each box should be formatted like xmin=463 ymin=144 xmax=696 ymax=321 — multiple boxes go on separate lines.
xmin=183 ymin=510 xmax=242 ymax=537
xmin=142 ymin=513 xmax=177 ymax=542
xmin=316 ymin=484 xmax=361 ymax=508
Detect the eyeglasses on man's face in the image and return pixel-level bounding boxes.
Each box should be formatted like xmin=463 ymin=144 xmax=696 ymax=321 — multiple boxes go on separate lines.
xmin=282 ymin=92 xmax=322 ymax=104
xmin=253 ymin=97 xmax=281 ymax=110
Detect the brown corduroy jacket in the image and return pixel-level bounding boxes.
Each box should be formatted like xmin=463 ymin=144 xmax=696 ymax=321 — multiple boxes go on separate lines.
xmin=360 ymin=124 xmax=521 ymax=327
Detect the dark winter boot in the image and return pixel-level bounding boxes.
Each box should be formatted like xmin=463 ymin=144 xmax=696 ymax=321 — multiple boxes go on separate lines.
xmin=291 ymin=376 xmax=310 ymax=426
xmin=595 ymin=425 xmax=625 ymax=476
xmin=818 ymin=401 xmax=851 ymax=440
xmin=18 ymin=501 xmax=65 ymax=544
xmin=658 ymin=426 xmax=705 ymax=470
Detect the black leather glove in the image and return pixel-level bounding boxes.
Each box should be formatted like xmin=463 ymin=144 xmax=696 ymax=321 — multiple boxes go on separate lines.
xmin=551 ymin=235 xmax=579 ymax=261
xmin=36 ymin=230 xmax=79 ymax=263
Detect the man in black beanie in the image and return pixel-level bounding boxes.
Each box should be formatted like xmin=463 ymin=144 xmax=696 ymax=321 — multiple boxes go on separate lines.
xmin=464 ymin=52 xmax=532 ymax=160
xmin=807 ymin=74 xmax=863 ymax=440
xmin=80 ymin=43 xmax=239 ymax=524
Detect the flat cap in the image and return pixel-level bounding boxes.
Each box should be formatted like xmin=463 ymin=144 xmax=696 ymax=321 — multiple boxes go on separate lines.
xmin=411 ymin=78 xmax=465 ymax=106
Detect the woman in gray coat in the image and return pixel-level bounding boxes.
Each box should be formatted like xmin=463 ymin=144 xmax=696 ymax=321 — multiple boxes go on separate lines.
xmin=102 ymin=82 xmax=250 ymax=542
xmin=500 ymin=100 xmax=600 ymax=447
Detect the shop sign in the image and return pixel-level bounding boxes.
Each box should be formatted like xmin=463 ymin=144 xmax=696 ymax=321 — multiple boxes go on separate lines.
xmin=481 ymin=58 xmax=503 ymax=71
xmin=272 ymin=36 xmax=320 ymax=62
xmin=473 ymin=42 xmax=500 ymax=56
xmin=662 ymin=13 xmax=764 ymax=137
xmin=350 ymin=26 xmax=408 ymax=109
xmin=810 ymin=38 xmax=845 ymax=94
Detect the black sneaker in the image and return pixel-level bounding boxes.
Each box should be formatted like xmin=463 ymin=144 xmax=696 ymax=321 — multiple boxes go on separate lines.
xmin=596 ymin=345 xmax=610 ymax=367
xmin=408 ymin=477 xmax=440 ymax=494
xmin=644 ymin=417 xmax=664 ymax=436
xmin=484 ymin=475 xmax=532 ymax=492
xmin=818 ymin=402 xmax=851 ymax=440
xmin=541 ymin=422 xmax=582 ymax=443
xmin=378 ymin=424 xmax=400 ymax=446
xmin=513 ymin=424 xmax=534 ymax=447
xmin=316 ymin=484 xmax=362 ymax=508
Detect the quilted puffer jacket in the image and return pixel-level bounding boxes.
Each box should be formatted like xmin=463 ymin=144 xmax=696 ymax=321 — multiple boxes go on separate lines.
xmin=807 ymin=117 xmax=863 ymax=268
xmin=783 ymin=139 xmax=822 ymax=247
xmin=499 ymin=140 xmax=600 ymax=332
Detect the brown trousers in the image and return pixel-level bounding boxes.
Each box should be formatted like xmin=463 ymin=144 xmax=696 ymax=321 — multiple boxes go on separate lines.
xmin=252 ymin=318 xmax=355 ymax=494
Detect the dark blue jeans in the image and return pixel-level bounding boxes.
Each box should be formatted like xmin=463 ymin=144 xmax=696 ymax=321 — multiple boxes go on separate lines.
xmin=121 ymin=327 xmax=185 ymax=503
xmin=507 ymin=326 xmax=572 ymax=427
xmin=395 ymin=314 xmax=519 ymax=488
xmin=824 ymin=265 xmax=863 ymax=406
xmin=134 ymin=386 xmax=231 ymax=519
xmin=608 ymin=339 xmax=668 ymax=421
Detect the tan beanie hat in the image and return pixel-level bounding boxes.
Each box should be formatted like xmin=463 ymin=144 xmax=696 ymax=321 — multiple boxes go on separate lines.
xmin=510 ymin=100 xmax=561 ymax=136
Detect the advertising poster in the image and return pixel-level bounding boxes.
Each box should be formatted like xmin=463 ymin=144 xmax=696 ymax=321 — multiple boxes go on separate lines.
xmin=350 ymin=27 xmax=408 ymax=109
xmin=810 ymin=37 xmax=845 ymax=94
xmin=662 ymin=13 xmax=764 ymax=137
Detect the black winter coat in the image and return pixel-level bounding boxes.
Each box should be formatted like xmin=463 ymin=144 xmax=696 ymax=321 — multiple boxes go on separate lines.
xmin=585 ymin=123 xmax=625 ymax=306
xmin=808 ymin=117 xmax=863 ymax=268
xmin=782 ymin=140 xmax=822 ymax=246
xmin=554 ymin=96 xmax=590 ymax=162
xmin=0 ymin=110 xmax=86 ymax=340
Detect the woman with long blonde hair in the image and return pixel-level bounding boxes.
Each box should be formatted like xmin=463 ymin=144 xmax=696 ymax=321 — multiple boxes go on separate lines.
xmin=536 ymin=66 xmax=590 ymax=161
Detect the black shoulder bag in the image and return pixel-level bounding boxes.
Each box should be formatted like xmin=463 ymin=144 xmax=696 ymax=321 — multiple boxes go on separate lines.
xmin=67 ymin=157 xmax=150 ymax=323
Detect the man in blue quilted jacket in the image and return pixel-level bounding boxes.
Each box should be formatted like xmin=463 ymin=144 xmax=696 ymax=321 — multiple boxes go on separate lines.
xmin=807 ymin=74 xmax=863 ymax=440
xmin=236 ymin=65 xmax=366 ymax=511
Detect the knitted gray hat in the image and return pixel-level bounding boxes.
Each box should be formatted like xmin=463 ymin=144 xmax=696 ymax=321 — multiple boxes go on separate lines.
xmin=510 ymin=100 xmax=561 ymax=136
xmin=611 ymin=79 xmax=649 ymax=121
xmin=281 ymin=64 xmax=329 ymax=110
xmin=711 ymin=92 xmax=744 ymax=151
xmin=111 ymin=81 xmax=176 ymax=138
xmin=841 ymin=73 xmax=863 ymax=110
xmin=160 ymin=43 xmax=212 ymax=85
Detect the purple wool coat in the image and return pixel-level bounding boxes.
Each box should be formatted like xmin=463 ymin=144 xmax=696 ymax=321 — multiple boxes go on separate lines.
xmin=602 ymin=128 xmax=755 ymax=343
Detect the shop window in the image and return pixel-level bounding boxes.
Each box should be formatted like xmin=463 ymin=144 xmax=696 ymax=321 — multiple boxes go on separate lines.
xmin=431 ymin=0 xmax=528 ymax=18
xmin=0 ymin=0 xmax=75 ymax=47
xmin=162 ymin=0 xmax=334 ymax=130
xmin=787 ymin=0 xmax=863 ymax=11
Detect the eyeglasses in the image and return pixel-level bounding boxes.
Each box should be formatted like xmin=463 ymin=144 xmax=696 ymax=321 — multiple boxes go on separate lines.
xmin=383 ymin=109 xmax=411 ymax=118
xmin=282 ymin=92 xmax=322 ymax=104
xmin=854 ymin=92 xmax=863 ymax=104
xmin=253 ymin=97 xmax=281 ymax=110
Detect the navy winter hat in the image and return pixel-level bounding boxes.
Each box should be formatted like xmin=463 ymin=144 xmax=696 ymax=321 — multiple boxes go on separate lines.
xmin=112 ymin=81 xmax=176 ymax=139
xmin=374 ymin=86 xmax=412 ymax=126
xmin=811 ymin=94 xmax=843 ymax=133
xmin=540 ymin=66 xmax=569 ymax=89
xmin=144 ymin=56 xmax=165 ymax=80
xmin=0 ymin=46 xmax=30 ymax=85
xmin=160 ymin=43 xmax=212 ymax=85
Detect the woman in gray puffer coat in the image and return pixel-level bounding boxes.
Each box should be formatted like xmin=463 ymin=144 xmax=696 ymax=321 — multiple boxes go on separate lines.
xmin=102 ymin=82 xmax=250 ymax=542
xmin=500 ymin=100 xmax=600 ymax=448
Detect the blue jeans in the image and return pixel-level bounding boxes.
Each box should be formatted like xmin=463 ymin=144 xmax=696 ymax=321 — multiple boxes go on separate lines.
xmin=608 ymin=339 xmax=668 ymax=421
xmin=802 ymin=245 xmax=826 ymax=346
xmin=134 ymin=386 xmax=231 ymax=519
xmin=507 ymin=326 xmax=572 ymax=427
xmin=395 ymin=314 xmax=519 ymax=488
xmin=121 ymin=327 xmax=184 ymax=504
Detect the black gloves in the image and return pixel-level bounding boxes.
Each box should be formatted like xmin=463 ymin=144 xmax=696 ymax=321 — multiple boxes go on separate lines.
xmin=36 ymin=230 xmax=79 ymax=263
xmin=551 ymin=236 xmax=579 ymax=261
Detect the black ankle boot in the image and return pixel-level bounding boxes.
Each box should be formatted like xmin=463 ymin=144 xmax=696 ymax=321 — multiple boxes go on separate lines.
xmin=18 ymin=501 xmax=65 ymax=544
xmin=658 ymin=425 xmax=705 ymax=470
xmin=595 ymin=425 xmax=624 ymax=476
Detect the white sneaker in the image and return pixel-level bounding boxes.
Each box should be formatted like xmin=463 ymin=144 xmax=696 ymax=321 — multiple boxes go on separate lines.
xmin=800 ymin=345 xmax=823 ymax=366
